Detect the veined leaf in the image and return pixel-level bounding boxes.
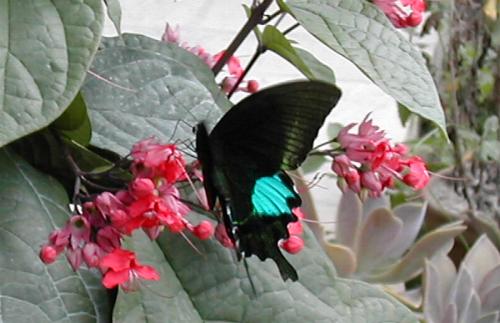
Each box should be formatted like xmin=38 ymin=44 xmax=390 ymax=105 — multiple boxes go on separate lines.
xmin=0 ymin=0 xmax=104 ymax=147
xmin=287 ymin=0 xmax=446 ymax=134
xmin=0 ymin=148 xmax=111 ymax=322
xmin=83 ymin=34 xmax=225 ymax=156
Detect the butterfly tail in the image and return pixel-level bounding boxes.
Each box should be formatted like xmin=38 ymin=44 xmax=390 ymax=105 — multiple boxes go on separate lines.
xmin=271 ymin=249 xmax=298 ymax=281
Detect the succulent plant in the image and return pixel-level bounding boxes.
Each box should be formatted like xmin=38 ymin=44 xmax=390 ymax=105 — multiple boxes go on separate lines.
xmin=423 ymin=235 xmax=500 ymax=323
xmin=318 ymin=190 xmax=466 ymax=284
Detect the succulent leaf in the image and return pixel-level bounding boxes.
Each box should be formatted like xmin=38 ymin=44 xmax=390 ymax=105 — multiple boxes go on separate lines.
xmin=364 ymin=221 xmax=465 ymax=284
xmin=322 ymin=242 xmax=357 ymax=277
xmin=337 ymin=190 xmax=363 ymax=248
xmin=423 ymin=235 xmax=500 ymax=323
xmin=387 ymin=203 xmax=427 ymax=259
xmin=356 ymin=208 xmax=403 ymax=274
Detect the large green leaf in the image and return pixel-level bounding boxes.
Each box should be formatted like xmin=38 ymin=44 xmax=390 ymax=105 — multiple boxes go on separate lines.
xmin=262 ymin=26 xmax=335 ymax=83
xmin=0 ymin=148 xmax=111 ymax=322
xmin=0 ymin=0 xmax=104 ymax=147
xmin=113 ymin=215 xmax=417 ymax=322
xmin=82 ymin=34 xmax=226 ymax=155
xmin=286 ymin=0 xmax=446 ymax=133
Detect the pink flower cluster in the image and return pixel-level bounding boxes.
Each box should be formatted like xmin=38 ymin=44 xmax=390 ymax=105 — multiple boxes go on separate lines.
xmin=40 ymin=138 xmax=214 ymax=291
xmin=162 ymin=23 xmax=259 ymax=94
xmin=373 ymin=0 xmax=426 ymax=28
xmin=331 ymin=115 xmax=430 ymax=198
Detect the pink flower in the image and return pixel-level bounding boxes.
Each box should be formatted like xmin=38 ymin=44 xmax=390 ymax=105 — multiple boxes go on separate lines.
xmin=95 ymin=192 xmax=127 ymax=220
xmin=246 ymin=80 xmax=260 ymax=93
xmin=66 ymin=248 xmax=83 ymax=271
xmin=332 ymin=115 xmax=430 ymax=196
xmin=360 ymin=171 xmax=383 ymax=197
xmin=213 ymin=51 xmax=244 ymax=77
xmin=192 ymin=220 xmax=214 ymax=240
xmin=100 ymin=249 xmax=160 ymax=291
xmin=40 ymin=245 xmax=58 ymax=264
xmin=83 ymin=243 xmax=104 ymax=268
xmin=403 ymin=156 xmax=430 ymax=189
xmin=287 ymin=208 xmax=304 ymax=235
xmin=373 ymin=0 xmax=426 ymax=28
xmin=144 ymin=225 xmax=164 ymax=240
xmin=214 ymin=223 xmax=234 ymax=248
xmin=162 ymin=23 xmax=180 ymax=43
xmin=280 ymin=235 xmax=304 ymax=254
xmin=48 ymin=228 xmax=70 ymax=252
xmin=96 ymin=226 xmax=122 ymax=252
xmin=332 ymin=155 xmax=361 ymax=192
xmin=68 ymin=216 xmax=91 ymax=250
xmin=131 ymin=139 xmax=186 ymax=183
xmin=129 ymin=178 xmax=156 ymax=199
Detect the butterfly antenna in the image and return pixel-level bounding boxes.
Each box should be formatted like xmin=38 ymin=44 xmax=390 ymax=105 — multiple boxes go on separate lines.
xmin=243 ymin=256 xmax=257 ymax=296
xmin=168 ymin=120 xmax=182 ymax=143
xmin=175 ymin=159 xmax=206 ymax=207
xmin=307 ymin=173 xmax=330 ymax=190
xmin=87 ymin=70 xmax=137 ymax=92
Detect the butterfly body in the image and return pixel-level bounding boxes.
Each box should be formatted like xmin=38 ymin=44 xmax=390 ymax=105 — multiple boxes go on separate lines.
xmin=196 ymin=81 xmax=341 ymax=281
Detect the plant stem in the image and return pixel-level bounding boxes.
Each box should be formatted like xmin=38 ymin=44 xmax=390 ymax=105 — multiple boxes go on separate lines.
xmin=282 ymin=23 xmax=299 ymax=36
xmin=211 ymin=0 xmax=273 ymax=76
xmin=262 ymin=10 xmax=283 ymax=24
xmin=228 ymin=46 xmax=264 ymax=98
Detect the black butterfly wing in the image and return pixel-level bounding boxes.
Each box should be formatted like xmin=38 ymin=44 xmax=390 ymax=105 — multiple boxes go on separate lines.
xmin=197 ymin=81 xmax=341 ymax=281
xmin=209 ymin=80 xmax=342 ymax=174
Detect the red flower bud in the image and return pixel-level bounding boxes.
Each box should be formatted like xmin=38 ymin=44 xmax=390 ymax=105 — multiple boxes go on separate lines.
xmin=193 ymin=220 xmax=214 ymax=240
xmin=246 ymin=80 xmax=259 ymax=93
xmin=40 ymin=245 xmax=58 ymax=264
xmin=280 ymin=235 xmax=304 ymax=254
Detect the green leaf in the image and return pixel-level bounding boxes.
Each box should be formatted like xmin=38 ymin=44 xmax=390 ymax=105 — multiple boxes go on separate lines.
xmin=10 ymin=130 xmax=119 ymax=191
xmin=82 ymin=34 xmax=226 ymax=155
xmin=262 ymin=26 xmax=335 ymax=83
xmin=52 ymin=93 xmax=92 ymax=146
xmin=104 ymin=0 xmax=122 ymax=35
xmin=327 ymin=122 xmax=344 ymax=139
xmin=286 ymin=0 xmax=447 ymax=134
xmin=301 ymin=154 xmax=328 ymax=174
xmin=398 ymin=103 xmax=412 ymax=126
xmin=0 ymin=148 xmax=111 ymax=322
xmin=99 ymin=33 xmax=231 ymax=112
xmin=293 ymin=47 xmax=336 ymax=83
xmin=113 ymin=214 xmax=417 ymax=322
xmin=0 ymin=0 xmax=104 ymax=148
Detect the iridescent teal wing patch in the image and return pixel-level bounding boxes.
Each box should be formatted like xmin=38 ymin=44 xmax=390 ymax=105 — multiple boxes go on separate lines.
xmin=252 ymin=173 xmax=300 ymax=217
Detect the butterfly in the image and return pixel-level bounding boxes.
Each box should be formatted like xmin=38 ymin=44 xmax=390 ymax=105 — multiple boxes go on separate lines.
xmin=195 ymin=80 xmax=341 ymax=281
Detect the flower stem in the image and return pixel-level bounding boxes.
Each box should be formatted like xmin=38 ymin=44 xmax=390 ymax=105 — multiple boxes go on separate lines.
xmin=282 ymin=22 xmax=299 ymax=36
xmin=211 ymin=0 xmax=273 ymax=76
